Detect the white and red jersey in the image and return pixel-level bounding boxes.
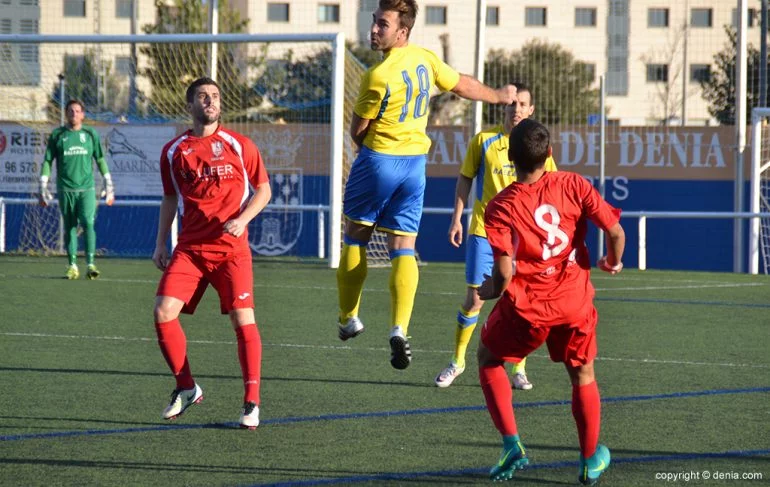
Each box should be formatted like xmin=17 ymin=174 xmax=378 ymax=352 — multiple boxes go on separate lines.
xmin=484 ymin=171 xmax=621 ymax=326
xmin=160 ymin=125 xmax=269 ymax=251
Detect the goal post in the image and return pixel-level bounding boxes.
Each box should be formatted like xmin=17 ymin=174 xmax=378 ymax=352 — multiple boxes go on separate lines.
xmin=750 ymin=106 xmax=770 ymax=274
xmin=0 ymin=33 xmax=345 ymax=266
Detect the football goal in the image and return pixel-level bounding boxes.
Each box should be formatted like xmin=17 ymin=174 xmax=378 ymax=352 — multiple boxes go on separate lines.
xmin=0 ymin=32 xmax=375 ymax=267
xmin=750 ymin=107 xmax=770 ymax=274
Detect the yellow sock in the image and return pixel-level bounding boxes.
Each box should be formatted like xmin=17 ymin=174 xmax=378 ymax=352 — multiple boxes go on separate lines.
xmin=452 ymin=308 xmax=480 ymax=369
xmin=389 ymin=251 xmax=418 ymax=335
xmin=336 ymin=242 xmax=367 ymax=322
xmin=513 ymin=356 xmax=528 ymax=374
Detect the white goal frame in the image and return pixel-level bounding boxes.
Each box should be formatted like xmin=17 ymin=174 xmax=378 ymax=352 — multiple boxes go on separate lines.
xmin=750 ymin=107 xmax=770 ymax=274
xmin=0 ymin=32 xmax=346 ymax=268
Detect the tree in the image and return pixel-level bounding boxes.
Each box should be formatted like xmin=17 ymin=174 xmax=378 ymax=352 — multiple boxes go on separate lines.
xmin=484 ymin=39 xmax=599 ymax=125
xmin=139 ymin=0 xmax=262 ymax=121
xmin=639 ymin=25 xmax=701 ymax=124
xmin=47 ymin=49 xmax=124 ymax=123
xmin=701 ymin=26 xmax=762 ymax=125
xmin=253 ymin=48 xmax=335 ymax=123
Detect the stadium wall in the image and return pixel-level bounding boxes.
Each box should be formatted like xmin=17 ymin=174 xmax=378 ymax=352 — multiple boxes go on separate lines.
xmin=0 ymin=124 xmax=749 ymax=271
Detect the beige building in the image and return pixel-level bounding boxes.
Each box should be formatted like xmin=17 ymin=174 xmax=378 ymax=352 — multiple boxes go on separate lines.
xmin=0 ymin=0 xmax=764 ymax=125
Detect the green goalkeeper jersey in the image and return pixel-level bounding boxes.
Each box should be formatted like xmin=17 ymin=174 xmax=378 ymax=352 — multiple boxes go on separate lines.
xmin=42 ymin=125 xmax=109 ymax=191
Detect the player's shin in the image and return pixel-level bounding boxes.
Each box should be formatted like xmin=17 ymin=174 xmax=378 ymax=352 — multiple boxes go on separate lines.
xmin=336 ymin=241 xmax=368 ymax=322
xmin=454 ymin=309 xmax=479 ymax=368
xmin=155 ymin=319 xmax=195 ymax=390
xmin=389 ymin=249 xmax=418 ymax=334
xmin=235 ymin=323 xmax=262 ymax=404
xmin=479 ymin=363 xmax=518 ymax=436
xmin=572 ymin=380 xmax=601 ymax=458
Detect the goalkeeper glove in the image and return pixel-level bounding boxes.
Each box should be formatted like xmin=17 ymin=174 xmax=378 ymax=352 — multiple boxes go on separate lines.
xmin=101 ymin=173 xmax=115 ymax=206
xmin=39 ymin=175 xmax=53 ymax=207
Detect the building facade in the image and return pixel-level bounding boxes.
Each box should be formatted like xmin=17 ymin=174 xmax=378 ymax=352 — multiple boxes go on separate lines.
xmin=0 ymin=0 xmax=764 ymax=125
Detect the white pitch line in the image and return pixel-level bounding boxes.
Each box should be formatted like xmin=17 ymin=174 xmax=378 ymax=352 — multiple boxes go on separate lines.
xmin=85 ymin=278 xmax=767 ymax=296
xmin=2 ymin=331 xmax=769 ymax=369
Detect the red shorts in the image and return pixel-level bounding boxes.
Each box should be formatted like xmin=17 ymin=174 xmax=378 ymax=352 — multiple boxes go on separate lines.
xmin=480 ymin=301 xmax=598 ymax=367
xmin=156 ymin=248 xmax=255 ymax=315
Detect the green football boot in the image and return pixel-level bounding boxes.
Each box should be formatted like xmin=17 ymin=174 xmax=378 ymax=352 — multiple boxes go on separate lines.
xmin=65 ymin=264 xmax=79 ymax=280
xmin=579 ymin=444 xmax=611 ymax=485
xmin=489 ymin=435 xmax=529 ymax=481
xmin=86 ymin=264 xmax=101 ymax=280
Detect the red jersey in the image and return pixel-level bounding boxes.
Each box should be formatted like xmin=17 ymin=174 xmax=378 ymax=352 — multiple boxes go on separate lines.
xmin=484 ymin=171 xmax=621 ymax=326
xmin=160 ymin=125 xmax=269 ymax=251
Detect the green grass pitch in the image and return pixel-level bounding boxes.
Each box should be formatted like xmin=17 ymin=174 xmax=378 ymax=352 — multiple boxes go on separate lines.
xmin=0 ymin=256 xmax=768 ymax=486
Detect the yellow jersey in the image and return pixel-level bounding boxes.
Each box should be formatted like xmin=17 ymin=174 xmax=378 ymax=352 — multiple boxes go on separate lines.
xmin=354 ymin=44 xmax=460 ymax=156
xmin=461 ymin=124 xmax=558 ymax=238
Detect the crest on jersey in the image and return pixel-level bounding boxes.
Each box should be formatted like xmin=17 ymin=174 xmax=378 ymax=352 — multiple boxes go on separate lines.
xmin=250 ymin=168 xmax=303 ymax=256
xmin=79 ymin=133 xmax=86 ymax=143
xmin=211 ymin=141 xmax=224 ymax=158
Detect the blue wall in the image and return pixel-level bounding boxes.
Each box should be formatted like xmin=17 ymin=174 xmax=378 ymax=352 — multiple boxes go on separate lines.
xmin=2 ymin=177 xmax=751 ymax=272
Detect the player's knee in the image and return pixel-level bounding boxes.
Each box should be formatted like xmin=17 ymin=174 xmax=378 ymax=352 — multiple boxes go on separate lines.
xmin=477 ymin=341 xmax=502 ymax=367
xmin=154 ymin=300 xmax=180 ymax=323
xmin=566 ymin=361 xmax=595 ymax=386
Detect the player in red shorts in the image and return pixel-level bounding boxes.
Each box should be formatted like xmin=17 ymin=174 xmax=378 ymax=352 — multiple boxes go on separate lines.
xmin=476 ymin=119 xmax=625 ymax=484
xmin=151 ymin=77 xmax=272 ymax=430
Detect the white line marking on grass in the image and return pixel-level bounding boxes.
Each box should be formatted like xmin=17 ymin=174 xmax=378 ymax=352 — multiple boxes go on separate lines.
xmin=595 ymin=282 xmax=766 ymax=292
xmin=3 ymin=331 xmax=770 ymax=369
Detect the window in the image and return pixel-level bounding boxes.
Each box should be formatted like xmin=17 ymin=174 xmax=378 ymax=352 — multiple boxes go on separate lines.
xmin=115 ymin=56 xmax=132 ymax=76
xmin=646 ymin=64 xmax=668 ymax=82
xmin=486 ymin=6 xmax=499 ymax=26
xmin=525 ymin=7 xmax=547 ymax=26
xmin=583 ymin=63 xmax=596 ymax=81
xmin=690 ymin=64 xmax=711 ymax=83
xmin=575 ymin=8 xmax=597 ymax=27
xmin=64 ymin=0 xmax=86 ymax=17
xmin=609 ymin=0 xmax=626 ymax=16
xmin=0 ymin=0 xmax=11 ymax=5
xmin=318 ymin=4 xmax=340 ymax=23
xmin=426 ymin=6 xmax=447 ymax=25
xmin=690 ymin=8 xmax=712 ymax=27
xmin=19 ymin=19 xmax=38 ymax=63
xmin=648 ymin=8 xmax=669 ymax=27
xmin=732 ymin=8 xmax=758 ymax=28
xmin=116 ymin=0 xmax=133 ymax=19
xmin=20 ymin=0 xmax=39 ymax=5
xmin=267 ymin=3 xmax=289 ymax=22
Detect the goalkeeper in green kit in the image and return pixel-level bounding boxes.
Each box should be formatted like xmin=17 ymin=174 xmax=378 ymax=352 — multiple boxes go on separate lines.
xmin=38 ymin=99 xmax=115 ymax=280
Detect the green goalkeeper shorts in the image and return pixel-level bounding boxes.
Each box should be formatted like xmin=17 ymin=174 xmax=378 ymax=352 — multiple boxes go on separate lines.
xmin=58 ymin=188 xmax=97 ymax=228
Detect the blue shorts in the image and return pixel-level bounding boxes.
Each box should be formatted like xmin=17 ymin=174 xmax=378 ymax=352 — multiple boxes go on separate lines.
xmin=465 ymin=234 xmax=493 ymax=287
xmin=343 ymin=147 xmax=426 ymax=236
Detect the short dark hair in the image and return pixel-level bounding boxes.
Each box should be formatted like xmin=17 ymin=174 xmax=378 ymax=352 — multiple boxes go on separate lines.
xmin=380 ymin=0 xmax=417 ymax=34
xmin=512 ymin=82 xmax=533 ymax=105
xmin=65 ymin=99 xmax=84 ymax=112
xmin=186 ymin=77 xmax=221 ymax=104
xmin=508 ymin=119 xmax=550 ymax=173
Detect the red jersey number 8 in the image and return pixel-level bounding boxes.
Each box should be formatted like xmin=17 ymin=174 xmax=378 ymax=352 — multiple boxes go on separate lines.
xmin=534 ymin=204 xmax=569 ymax=260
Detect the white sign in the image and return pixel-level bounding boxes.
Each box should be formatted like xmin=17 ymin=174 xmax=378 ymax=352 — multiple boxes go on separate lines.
xmin=0 ymin=123 xmax=176 ymax=196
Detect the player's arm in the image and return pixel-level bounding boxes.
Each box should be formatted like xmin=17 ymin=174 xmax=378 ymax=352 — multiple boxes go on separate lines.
xmin=38 ymin=134 xmax=56 ymax=206
xmin=91 ymin=131 xmax=115 ymax=205
xmin=451 ymin=75 xmax=517 ymax=105
xmin=349 ymin=112 xmax=371 ymax=149
xmin=478 ymin=253 xmax=513 ymax=301
xmin=152 ymin=193 xmax=178 ymax=271
xmin=448 ymin=174 xmax=473 ymax=247
xmin=598 ymin=222 xmax=625 ymax=275
xmin=223 ymin=182 xmax=272 ymax=238
xmin=478 ymin=197 xmax=514 ymax=300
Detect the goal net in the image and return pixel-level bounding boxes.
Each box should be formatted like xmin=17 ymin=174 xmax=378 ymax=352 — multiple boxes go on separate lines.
xmin=0 ymin=33 xmax=363 ymax=266
xmin=750 ymin=107 xmax=770 ymax=274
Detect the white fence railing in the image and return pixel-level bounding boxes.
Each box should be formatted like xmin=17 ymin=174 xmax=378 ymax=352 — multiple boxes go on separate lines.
xmin=2 ymin=197 xmax=769 ymax=274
